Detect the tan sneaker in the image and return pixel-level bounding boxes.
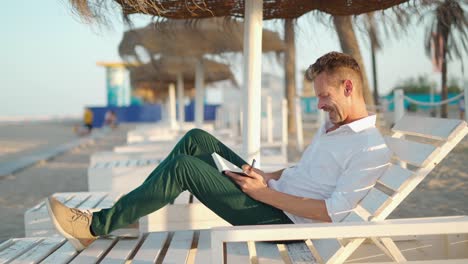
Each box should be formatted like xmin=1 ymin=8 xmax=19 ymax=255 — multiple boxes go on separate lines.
xmin=46 ymin=196 xmax=97 ymax=251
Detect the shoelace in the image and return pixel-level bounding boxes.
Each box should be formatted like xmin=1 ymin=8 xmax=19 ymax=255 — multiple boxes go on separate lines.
xmin=70 ymin=208 xmax=92 ymax=224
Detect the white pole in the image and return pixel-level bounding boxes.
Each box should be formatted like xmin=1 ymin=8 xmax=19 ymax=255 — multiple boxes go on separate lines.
xmin=464 ymin=87 xmax=468 ymax=123
xmin=215 ymin=106 xmax=223 ymax=128
xmin=229 ymin=107 xmax=236 ymax=137
xmin=295 ymin=97 xmax=304 ymax=152
xmin=195 ymin=59 xmax=205 ymax=127
xmin=239 ymin=109 xmax=243 ymax=137
xmin=394 ymin=89 xmax=405 ymax=124
xmin=281 ymin=99 xmax=288 ymax=156
xmin=168 ymin=83 xmax=177 ymax=130
xmin=394 ymin=89 xmax=407 ymax=169
xmin=266 ymin=96 xmax=273 ymax=143
xmin=177 ymin=73 xmax=185 ymax=127
xmin=242 ymin=0 xmax=263 ymax=164
xmin=430 ymin=84 xmax=435 ymax=117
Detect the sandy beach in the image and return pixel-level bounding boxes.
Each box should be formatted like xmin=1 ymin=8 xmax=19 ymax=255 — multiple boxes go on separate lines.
xmin=0 ymin=117 xmax=467 ymax=242
xmin=0 ymin=121 xmax=134 ymax=241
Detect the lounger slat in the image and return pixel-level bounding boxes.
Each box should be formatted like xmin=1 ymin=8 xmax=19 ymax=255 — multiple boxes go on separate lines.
xmin=255 ymin=242 xmax=283 ymax=264
xmin=226 ymin=242 xmax=250 ymax=263
xmin=0 ymin=240 xmax=13 ymax=252
xmin=62 ymin=193 xmax=94 ymax=209
xmin=0 ymin=238 xmax=41 ymax=264
xmin=108 ymin=161 xmax=119 ymax=167
xmin=69 ymin=238 xmax=116 ymax=264
xmin=132 ymin=232 xmax=169 ymax=264
xmin=100 ymin=237 xmax=142 ymax=264
xmin=285 ymin=242 xmax=316 ymax=264
xmin=77 ymin=193 xmax=107 ymax=210
xmin=27 ymin=193 xmax=73 ymax=213
xmin=10 ymin=238 xmax=64 ymax=264
xmin=194 ymin=230 xmax=211 ymax=264
xmin=392 ymin=116 xmax=465 ymax=140
xmin=94 ymin=193 xmax=122 ymax=209
xmin=163 ymin=231 xmax=194 ymax=264
xmin=384 ymin=136 xmax=438 ymax=167
xmin=311 ymin=238 xmax=342 ymax=263
xmin=40 ymin=242 xmax=77 ymax=264
xmin=126 ymin=160 xmax=138 ymax=167
xmin=114 ymin=142 xmax=176 ymax=153
xmin=359 ymin=188 xmax=391 ymax=217
xmin=378 ymin=164 xmax=414 ymax=192
xmin=342 ymin=211 xmax=365 ymax=222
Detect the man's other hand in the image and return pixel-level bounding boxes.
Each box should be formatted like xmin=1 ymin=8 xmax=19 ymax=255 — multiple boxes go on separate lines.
xmin=224 ymin=169 xmax=269 ymax=200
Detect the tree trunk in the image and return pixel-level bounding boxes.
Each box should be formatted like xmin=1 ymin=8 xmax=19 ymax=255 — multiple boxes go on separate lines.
xmin=333 ymin=16 xmax=374 ymax=106
xmin=284 ymin=19 xmax=297 ymax=133
xmin=440 ymin=33 xmax=448 ymax=118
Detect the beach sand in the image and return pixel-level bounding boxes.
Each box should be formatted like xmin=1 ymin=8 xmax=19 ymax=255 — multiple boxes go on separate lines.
xmin=0 ymin=121 xmax=134 ymax=241
xmin=0 ymin=116 xmax=467 ymax=242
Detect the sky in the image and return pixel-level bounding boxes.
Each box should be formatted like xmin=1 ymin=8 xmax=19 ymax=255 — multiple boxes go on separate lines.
xmin=1 ymin=0 xmax=466 ymax=118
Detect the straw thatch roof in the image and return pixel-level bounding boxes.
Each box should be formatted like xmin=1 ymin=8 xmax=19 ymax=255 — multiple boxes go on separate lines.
xmin=71 ymin=0 xmax=413 ymax=22
xmin=128 ymin=57 xmax=235 ymax=89
xmin=119 ymin=18 xmax=284 ymax=59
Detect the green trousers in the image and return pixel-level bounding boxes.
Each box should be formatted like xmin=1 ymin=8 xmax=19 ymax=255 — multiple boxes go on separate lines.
xmin=91 ymin=128 xmax=292 ymax=235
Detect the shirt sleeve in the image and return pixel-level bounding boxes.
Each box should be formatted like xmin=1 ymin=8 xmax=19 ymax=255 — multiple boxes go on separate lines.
xmin=325 ymin=143 xmax=391 ymax=222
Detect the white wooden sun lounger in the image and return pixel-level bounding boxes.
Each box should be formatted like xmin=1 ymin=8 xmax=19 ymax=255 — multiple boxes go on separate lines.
xmin=24 ymin=191 xmax=230 ymax=237
xmin=127 ymin=123 xmax=215 ymax=143
xmin=206 ymin=115 xmax=468 ymax=263
xmin=8 ymin=216 xmax=468 ymax=263
xmin=88 ymin=156 xmax=163 ymax=193
xmin=88 ymin=153 xmax=289 ymax=194
xmin=17 ymin=115 xmax=467 ymax=263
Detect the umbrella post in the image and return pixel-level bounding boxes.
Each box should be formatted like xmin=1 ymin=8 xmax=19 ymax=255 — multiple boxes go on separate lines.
xmin=177 ymin=73 xmax=185 ymax=127
xmin=195 ymin=59 xmax=205 ymax=127
xmin=266 ymin=96 xmax=273 ymax=143
xmin=242 ymin=0 xmax=263 ymax=164
xmin=168 ymin=83 xmax=177 ymax=130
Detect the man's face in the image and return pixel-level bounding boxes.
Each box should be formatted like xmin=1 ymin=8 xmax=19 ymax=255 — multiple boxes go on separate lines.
xmin=313 ymin=72 xmax=349 ymax=125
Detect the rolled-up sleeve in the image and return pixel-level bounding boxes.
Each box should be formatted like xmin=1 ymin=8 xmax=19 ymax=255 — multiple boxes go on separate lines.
xmin=325 ymin=143 xmax=391 ymax=222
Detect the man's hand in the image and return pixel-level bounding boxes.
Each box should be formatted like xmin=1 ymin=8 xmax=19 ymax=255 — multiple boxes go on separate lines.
xmin=224 ymin=166 xmax=270 ymax=200
xmin=225 ymin=165 xmax=331 ymax=222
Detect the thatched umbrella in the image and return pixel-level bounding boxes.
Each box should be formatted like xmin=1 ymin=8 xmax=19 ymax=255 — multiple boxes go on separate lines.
xmin=128 ymin=57 xmax=235 ymax=86
xmin=118 ymin=18 xmax=285 ymax=58
xmin=71 ymin=1 xmax=411 ymax=20
xmin=71 ymin=0 xmax=413 ymax=164
xmin=129 ymin=56 xmax=235 ymax=126
xmin=118 ymin=17 xmax=284 ymax=127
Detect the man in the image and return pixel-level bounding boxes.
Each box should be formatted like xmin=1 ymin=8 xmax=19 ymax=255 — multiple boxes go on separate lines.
xmin=47 ymin=52 xmax=391 ymax=251
xmin=75 ymin=108 xmax=93 ymax=136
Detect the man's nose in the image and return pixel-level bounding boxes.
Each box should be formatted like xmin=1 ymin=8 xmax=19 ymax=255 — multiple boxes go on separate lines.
xmin=317 ymin=100 xmax=325 ymax=110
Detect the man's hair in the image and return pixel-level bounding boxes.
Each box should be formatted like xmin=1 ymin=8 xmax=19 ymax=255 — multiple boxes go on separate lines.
xmin=305 ymin=52 xmax=363 ymax=84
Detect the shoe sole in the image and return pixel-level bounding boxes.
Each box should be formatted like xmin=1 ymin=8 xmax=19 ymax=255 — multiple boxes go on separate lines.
xmin=46 ymin=198 xmax=86 ymax=251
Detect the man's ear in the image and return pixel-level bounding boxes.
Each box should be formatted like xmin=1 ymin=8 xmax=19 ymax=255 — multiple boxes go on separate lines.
xmin=343 ymin=80 xmax=353 ymax=96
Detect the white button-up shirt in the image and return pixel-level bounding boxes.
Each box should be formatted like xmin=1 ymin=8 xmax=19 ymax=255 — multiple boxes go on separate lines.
xmin=268 ymin=115 xmax=391 ymax=223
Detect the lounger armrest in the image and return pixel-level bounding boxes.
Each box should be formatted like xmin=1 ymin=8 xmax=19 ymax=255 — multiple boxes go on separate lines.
xmin=210 ymin=215 xmax=468 ymax=263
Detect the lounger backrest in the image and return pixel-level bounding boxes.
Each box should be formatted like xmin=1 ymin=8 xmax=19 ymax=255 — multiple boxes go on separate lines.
xmin=310 ymin=116 xmax=468 ymax=263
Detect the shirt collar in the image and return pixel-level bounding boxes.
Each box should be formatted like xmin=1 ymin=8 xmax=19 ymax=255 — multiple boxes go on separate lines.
xmin=325 ymin=114 xmax=377 ymax=134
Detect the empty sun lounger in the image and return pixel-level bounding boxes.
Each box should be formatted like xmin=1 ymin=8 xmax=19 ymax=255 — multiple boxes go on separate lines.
xmin=24 ymin=191 xmax=230 ymax=237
